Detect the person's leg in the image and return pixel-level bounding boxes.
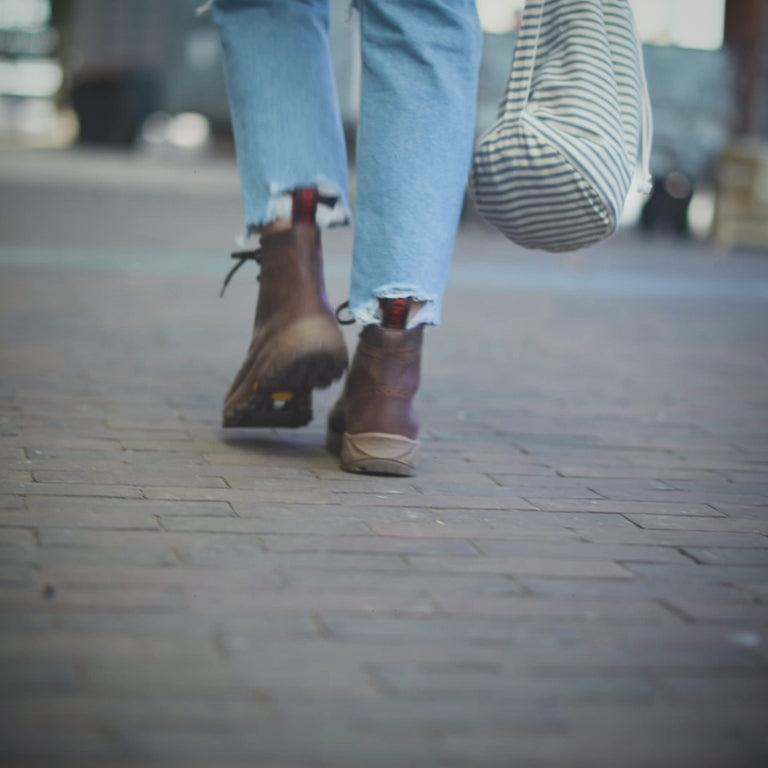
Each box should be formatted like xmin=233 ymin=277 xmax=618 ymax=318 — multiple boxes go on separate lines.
xmin=349 ymin=0 xmax=483 ymax=327
xmin=213 ymin=0 xmax=350 ymax=428
xmin=328 ymin=0 xmax=483 ymax=474
xmin=213 ymin=0 xmax=350 ymax=231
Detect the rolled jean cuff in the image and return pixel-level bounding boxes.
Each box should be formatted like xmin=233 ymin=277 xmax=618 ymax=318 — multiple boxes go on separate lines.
xmin=246 ymin=179 xmax=351 ymax=235
xmin=350 ymin=286 xmax=440 ymax=328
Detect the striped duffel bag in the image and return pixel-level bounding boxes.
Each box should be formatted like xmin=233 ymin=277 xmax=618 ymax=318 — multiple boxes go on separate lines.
xmin=470 ymin=0 xmax=653 ymax=252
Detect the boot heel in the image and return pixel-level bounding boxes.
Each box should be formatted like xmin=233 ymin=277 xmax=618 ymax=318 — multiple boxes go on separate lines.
xmin=340 ymin=432 xmax=419 ymax=476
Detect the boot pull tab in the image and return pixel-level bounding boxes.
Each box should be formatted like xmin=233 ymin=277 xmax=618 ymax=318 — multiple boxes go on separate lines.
xmin=380 ymin=298 xmax=409 ymax=329
xmin=292 ymin=188 xmax=318 ymax=224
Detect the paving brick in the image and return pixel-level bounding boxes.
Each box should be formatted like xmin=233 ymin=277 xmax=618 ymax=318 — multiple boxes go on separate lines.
xmin=427 ymin=594 xmax=679 ymax=622
xmin=223 ymin=475 xmax=379 ymax=492
xmin=29 ymin=496 xmax=234 ymax=519
xmin=371 ymin=663 xmax=655 ymax=702
xmin=429 ymin=508 xmax=640 ymax=532
xmin=0 ymin=527 xmax=35 ymax=546
xmin=439 ymin=705 xmax=765 ymax=766
xmin=625 ymin=513 xmax=768 ymax=534
xmin=0 ymin=506 xmax=160 ymax=530
xmin=39 ymin=544 xmax=178 ymax=567
xmin=260 ymin=533 xmax=478 ymax=557
xmin=622 ymin=562 xmax=768 ymax=587
xmin=283 ymin=568 xmax=522 ymax=595
xmin=7 ymin=691 xmax=272 ymax=722
xmin=186 ymin=589 xmax=437 ymax=617
xmin=319 ymin=615 xmax=548 ymax=645
xmin=185 ymin=551 xmax=409 ymax=574
xmin=406 ymin=555 xmax=634 ymax=579
xmin=142 ymin=485 xmax=335 ymax=504
xmin=273 ymin=693 xmax=563 ymax=730
xmin=0 ymin=470 xmax=33 ymax=484
xmin=201 ymin=454 xmax=318 ymax=473
xmin=576 ymin=528 xmax=768 ymax=548
xmin=333 ymin=492 xmax=537 ymax=510
xmin=486 ymin=480 xmax=606 ymax=498
xmin=459 ymin=459 xmax=557 ymax=477
xmin=23 ymin=583 xmax=185 ymax=609
xmin=517 ymin=576 xmax=754 ymax=603
xmin=50 ymin=609 xmax=217 ymax=638
xmin=0 ymin=494 xmax=25 ymax=509
xmin=403 ymin=480 xmax=545 ymax=499
xmin=724 ymin=471 xmax=768 ymax=484
xmin=0 ymin=658 xmax=80 ymax=689
xmin=661 ymin=674 xmax=768 ymax=701
xmin=35 ymin=563 xmax=285 ymax=592
xmin=1 ymin=481 xmax=143 ymax=499
xmin=19 ymin=436 xmax=123 ymax=452
xmin=119 ymin=439 xmax=220 ymax=453
xmin=368 ymin=520 xmax=580 ymax=539
xmin=159 ymin=514 xmax=371 ymax=535
xmin=710 ymin=503 xmax=768 ymax=519
xmin=672 ymin=451 xmax=768 ymax=471
xmin=82 ymin=656 xmax=250 ymax=690
xmin=32 ymin=469 xmax=227 ymax=487
xmin=666 ymin=600 xmax=768 ymax=624
xmin=555 ymin=464 xmax=725 ymax=480
xmin=681 ymin=547 xmax=768 ymax=566
xmin=512 ymin=447 xmax=688 ymax=468
xmin=600 ymin=489 xmax=768 ymax=506
xmin=670 ymin=479 xmax=768 ymax=495
xmin=0 ymin=719 xmax=121 ymax=760
xmin=0 ymin=564 xmax=38 ymax=586
xmin=37 ymin=527 xmax=262 ymax=553
xmin=530 ymin=498 xmax=725 ymax=516
xmin=474 ymin=539 xmax=690 ymax=563
xmin=233 ymin=503 xmax=436 ymax=522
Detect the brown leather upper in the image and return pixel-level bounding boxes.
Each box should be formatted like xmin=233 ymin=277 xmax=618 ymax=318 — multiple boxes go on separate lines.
xmin=254 ymin=225 xmax=335 ymax=328
xmin=329 ymin=323 xmax=423 ymax=439
xmin=223 ymin=222 xmax=346 ymax=413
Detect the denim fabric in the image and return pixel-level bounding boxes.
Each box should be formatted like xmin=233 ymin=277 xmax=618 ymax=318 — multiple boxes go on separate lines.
xmin=213 ymin=0 xmax=482 ymax=326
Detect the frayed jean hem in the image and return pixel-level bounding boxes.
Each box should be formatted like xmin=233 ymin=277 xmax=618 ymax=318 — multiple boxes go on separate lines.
xmin=244 ymin=178 xmax=351 ymax=236
xmin=350 ymin=286 xmax=440 ymax=328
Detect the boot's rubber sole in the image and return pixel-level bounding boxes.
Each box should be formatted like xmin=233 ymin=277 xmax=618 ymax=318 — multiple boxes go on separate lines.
xmin=330 ymin=431 xmax=419 ymax=476
xmin=223 ymin=318 xmax=347 ymax=429
xmin=223 ymin=352 xmax=346 ymax=428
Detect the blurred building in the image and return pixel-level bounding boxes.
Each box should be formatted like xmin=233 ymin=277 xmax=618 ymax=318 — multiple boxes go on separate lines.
xmin=2 ymin=0 xmax=766 ymax=245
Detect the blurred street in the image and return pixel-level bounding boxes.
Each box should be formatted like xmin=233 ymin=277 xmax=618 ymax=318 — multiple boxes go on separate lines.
xmin=1 ymin=147 xmax=768 ymax=767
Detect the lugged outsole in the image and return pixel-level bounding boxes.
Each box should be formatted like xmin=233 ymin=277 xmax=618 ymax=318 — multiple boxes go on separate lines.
xmin=223 ymin=351 xmax=346 ymax=429
xmin=338 ymin=432 xmax=419 ymax=476
xmin=223 ymin=313 xmax=348 ymax=429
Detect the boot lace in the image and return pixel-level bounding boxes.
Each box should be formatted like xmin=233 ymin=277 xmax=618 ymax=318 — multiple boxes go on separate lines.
xmin=219 ymin=248 xmax=262 ymax=298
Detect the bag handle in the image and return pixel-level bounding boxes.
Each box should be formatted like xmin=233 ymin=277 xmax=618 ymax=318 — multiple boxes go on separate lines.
xmin=500 ymin=0 xmax=544 ymax=120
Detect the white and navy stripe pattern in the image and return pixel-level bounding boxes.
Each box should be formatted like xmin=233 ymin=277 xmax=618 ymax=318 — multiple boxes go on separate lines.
xmin=470 ymin=0 xmax=652 ymax=252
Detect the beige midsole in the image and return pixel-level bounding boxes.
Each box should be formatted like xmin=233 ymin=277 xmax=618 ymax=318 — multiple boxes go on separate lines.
xmin=340 ymin=432 xmax=419 ymax=469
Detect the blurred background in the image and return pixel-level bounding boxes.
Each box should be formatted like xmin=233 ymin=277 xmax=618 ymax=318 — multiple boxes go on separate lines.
xmin=0 ymin=0 xmax=766 ymax=247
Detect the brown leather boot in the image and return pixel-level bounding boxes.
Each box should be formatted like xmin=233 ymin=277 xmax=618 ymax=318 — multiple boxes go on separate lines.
xmin=222 ymin=190 xmax=348 ymax=428
xmin=326 ymin=300 xmax=423 ymax=476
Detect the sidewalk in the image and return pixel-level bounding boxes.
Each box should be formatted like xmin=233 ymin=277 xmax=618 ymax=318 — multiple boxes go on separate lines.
xmin=1 ymin=148 xmax=768 ymax=767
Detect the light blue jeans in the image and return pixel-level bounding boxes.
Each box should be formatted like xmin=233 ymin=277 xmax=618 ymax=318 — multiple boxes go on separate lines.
xmin=213 ymin=0 xmax=482 ymax=326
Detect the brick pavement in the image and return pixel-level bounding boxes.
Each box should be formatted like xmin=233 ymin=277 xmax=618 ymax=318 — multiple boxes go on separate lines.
xmin=1 ymin=150 xmax=768 ymax=766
